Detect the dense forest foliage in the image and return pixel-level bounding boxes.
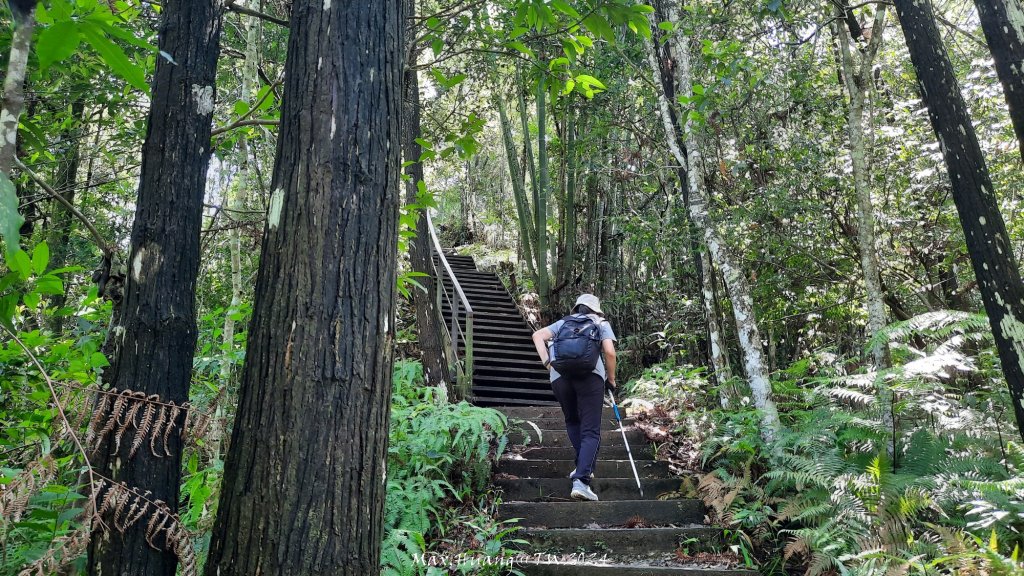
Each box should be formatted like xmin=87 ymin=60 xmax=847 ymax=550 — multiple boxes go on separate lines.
xmin=3 ymin=0 xmax=1024 ymax=574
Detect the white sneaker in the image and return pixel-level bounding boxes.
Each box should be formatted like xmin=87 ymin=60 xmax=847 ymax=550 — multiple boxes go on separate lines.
xmin=571 ymin=479 xmax=599 ymax=501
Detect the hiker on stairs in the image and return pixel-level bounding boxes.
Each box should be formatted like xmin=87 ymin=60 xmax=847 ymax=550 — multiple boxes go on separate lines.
xmin=531 ymin=294 xmax=618 ymax=502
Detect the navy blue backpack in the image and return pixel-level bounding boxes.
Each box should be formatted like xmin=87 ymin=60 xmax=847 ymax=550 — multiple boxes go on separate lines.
xmin=550 ymin=315 xmax=602 ymax=376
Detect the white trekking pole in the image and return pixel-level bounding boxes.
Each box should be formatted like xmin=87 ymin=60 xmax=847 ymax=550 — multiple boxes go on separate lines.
xmin=607 ymin=390 xmax=643 ymax=498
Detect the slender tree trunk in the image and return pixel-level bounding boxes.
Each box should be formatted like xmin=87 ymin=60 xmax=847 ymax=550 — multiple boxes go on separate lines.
xmin=562 ymin=106 xmax=578 ymax=294
xmin=646 ymin=13 xmax=781 ymax=441
xmin=973 ymin=0 xmax=1024 ymax=160
xmin=497 ymin=94 xmax=538 ymax=280
xmin=836 ymin=7 xmax=890 ymax=370
xmin=87 ymin=1 xmax=222 ymax=574
xmin=403 ymin=3 xmax=448 ymax=387
xmin=534 ymin=79 xmax=551 ymax=312
xmin=835 ymin=5 xmax=895 ymax=452
xmin=0 ymin=4 xmax=35 ymax=177
xmin=699 ymin=249 xmax=732 ymax=406
xmin=209 ymin=2 xmax=258 ymax=464
xmin=894 ymin=0 xmax=1024 ymax=441
xmin=204 ymin=0 xmax=403 ymax=573
xmin=46 ymin=98 xmax=85 ymax=331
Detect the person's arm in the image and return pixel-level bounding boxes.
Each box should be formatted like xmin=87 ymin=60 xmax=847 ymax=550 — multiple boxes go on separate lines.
xmin=532 ymin=327 xmax=555 ymax=368
xmin=602 ymin=339 xmax=617 ymax=388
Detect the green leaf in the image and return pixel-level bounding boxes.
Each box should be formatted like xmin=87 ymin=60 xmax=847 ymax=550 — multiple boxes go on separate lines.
xmin=35 ymin=275 xmax=64 ymax=295
xmin=9 ymin=249 xmax=31 ymax=280
xmin=22 ymin=290 xmax=40 ymax=309
xmin=36 ymin=22 xmax=82 ymax=70
xmin=80 ymin=22 xmax=149 ymax=92
xmin=506 ymin=41 xmax=534 ymax=58
xmin=582 ymin=14 xmax=615 ymax=42
xmin=90 ymin=352 xmax=110 ymax=368
xmin=550 ymin=0 xmax=580 ymax=19
xmin=0 ymin=293 xmax=16 ymax=325
xmin=0 ymin=173 xmax=23 ymax=257
xmin=575 ymin=74 xmax=606 ymax=90
xmin=31 ymin=242 xmax=49 ymax=275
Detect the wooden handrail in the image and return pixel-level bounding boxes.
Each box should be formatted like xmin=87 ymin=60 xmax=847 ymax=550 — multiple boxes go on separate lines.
xmin=425 ymin=210 xmax=474 ymax=400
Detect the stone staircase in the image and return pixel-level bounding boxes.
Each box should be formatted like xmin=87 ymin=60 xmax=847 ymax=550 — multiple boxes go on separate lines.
xmin=433 ymin=253 xmax=558 ymax=406
xmin=430 ymin=251 xmax=755 ymax=573
xmin=493 ymin=405 xmax=757 ymax=576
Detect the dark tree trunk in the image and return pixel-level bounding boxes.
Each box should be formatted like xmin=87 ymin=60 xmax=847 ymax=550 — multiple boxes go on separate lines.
xmin=403 ymin=0 xmax=448 ymax=387
xmin=46 ymin=99 xmax=85 ymax=332
xmin=894 ymin=0 xmax=1024 ymax=442
xmin=204 ymin=0 xmax=404 ymax=574
xmin=973 ymin=0 xmax=1024 ymax=160
xmin=86 ymin=1 xmax=222 ymax=575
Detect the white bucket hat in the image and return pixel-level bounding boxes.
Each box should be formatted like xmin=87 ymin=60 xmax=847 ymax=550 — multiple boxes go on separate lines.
xmin=573 ymin=293 xmax=603 ymax=315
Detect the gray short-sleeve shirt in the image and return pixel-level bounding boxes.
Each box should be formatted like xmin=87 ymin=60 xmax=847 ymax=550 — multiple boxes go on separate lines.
xmin=545 ymin=313 xmax=617 ymax=382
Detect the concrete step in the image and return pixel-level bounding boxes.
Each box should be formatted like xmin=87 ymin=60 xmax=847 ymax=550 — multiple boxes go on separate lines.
xmin=475 ymin=397 xmax=560 ymax=407
xmin=515 ymin=561 xmax=756 ymax=576
xmin=498 ymin=499 xmax=704 ymax=528
xmin=507 ymin=428 xmax=648 ymax=448
xmin=498 ymin=406 xmax=626 ymax=419
xmin=509 ymin=417 xmax=635 ymax=429
xmin=496 ymin=477 xmax=681 ymax=502
xmin=510 ymin=445 xmax=657 ymax=460
xmin=522 ymin=526 xmax=722 ymax=555
xmin=497 ymin=459 xmax=669 ymax=479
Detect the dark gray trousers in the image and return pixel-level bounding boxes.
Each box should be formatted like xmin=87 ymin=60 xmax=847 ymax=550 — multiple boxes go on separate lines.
xmin=551 ymin=373 xmax=604 ymax=484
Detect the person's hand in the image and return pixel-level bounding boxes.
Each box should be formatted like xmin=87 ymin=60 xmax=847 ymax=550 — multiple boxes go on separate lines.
xmin=605 ymin=379 xmax=617 ymax=391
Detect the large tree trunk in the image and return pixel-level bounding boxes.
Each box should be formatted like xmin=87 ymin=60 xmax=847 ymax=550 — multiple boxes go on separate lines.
xmin=645 ymin=11 xmax=781 ymax=442
xmin=204 ymin=0 xmax=403 ymax=574
xmin=403 ymin=0 xmax=449 ymax=387
xmin=86 ymin=1 xmax=222 ymax=574
xmin=973 ymin=0 xmax=1024 ymax=160
xmin=894 ymin=0 xmax=1024 ymax=442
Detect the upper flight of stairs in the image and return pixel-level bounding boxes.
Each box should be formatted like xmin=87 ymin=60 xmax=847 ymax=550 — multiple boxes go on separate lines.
xmin=433 ymin=253 xmax=557 ymax=406
xmin=494 ymin=405 xmax=759 ymax=576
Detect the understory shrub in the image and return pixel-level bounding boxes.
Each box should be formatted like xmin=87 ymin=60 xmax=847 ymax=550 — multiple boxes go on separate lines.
xmin=382 ymin=359 xmax=519 ymax=576
xmin=627 ymin=311 xmax=1024 ymax=576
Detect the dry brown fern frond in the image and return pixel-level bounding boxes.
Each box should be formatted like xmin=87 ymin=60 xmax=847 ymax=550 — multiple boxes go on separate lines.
xmin=89 ymin=389 xmax=191 ymax=460
xmin=92 ymin=481 xmax=197 ymax=576
xmin=0 ymin=455 xmax=57 ymax=522
xmin=130 ymin=395 xmax=160 ymax=458
xmin=86 ymin=390 xmax=112 ymax=447
xmin=783 ymin=535 xmax=809 ymax=562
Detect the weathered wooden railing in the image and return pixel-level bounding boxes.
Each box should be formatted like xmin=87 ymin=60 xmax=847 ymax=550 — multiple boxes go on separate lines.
xmin=425 ymin=210 xmax=474 ymax=401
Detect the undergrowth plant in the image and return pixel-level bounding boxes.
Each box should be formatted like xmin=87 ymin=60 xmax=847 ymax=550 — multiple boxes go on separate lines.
xmin=629 ymin=310 xmax=1024 ymax=576
xmin=382 ymin=359 xmax=519 ymax=576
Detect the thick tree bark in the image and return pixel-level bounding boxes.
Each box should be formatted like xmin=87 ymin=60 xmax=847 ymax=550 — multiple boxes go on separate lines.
xmin=204 ymin=0 xmax=404 ymax=574
xmin=973 ymin=0 xmax=1024 ymax=160
xmin=403 ymin=1 xmax=449 ymax=387
xmin=87 ymin=1 xmax=222 ymax=575
xmin=894 ymin=0 xmax=1024 ymax=441
xmin=645 ymin=13 xmax=781 ymax=441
